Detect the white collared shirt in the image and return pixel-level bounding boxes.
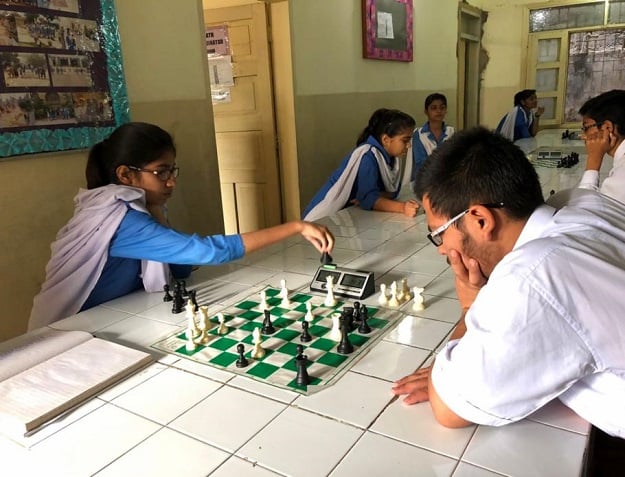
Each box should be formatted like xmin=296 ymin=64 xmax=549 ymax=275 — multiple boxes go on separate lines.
xmin=579 ymin=139 xmax=625 ymax=204
xmin=432 ymin=189 xmax=625 ymax=437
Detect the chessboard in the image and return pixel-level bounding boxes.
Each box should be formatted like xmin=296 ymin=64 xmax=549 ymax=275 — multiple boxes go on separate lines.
xmin=151 ymin=286 xmax=402 ymax=395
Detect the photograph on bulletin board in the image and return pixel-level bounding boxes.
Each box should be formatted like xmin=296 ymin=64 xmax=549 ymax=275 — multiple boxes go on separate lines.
xmin=0 ymin=0 xmax=129 ymax=158
xmin=362 ymin=0 xmax=413 ymax=62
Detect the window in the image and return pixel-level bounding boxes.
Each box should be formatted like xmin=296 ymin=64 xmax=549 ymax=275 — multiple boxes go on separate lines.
xmin=526 ymin=1 xmax=625 ymax=126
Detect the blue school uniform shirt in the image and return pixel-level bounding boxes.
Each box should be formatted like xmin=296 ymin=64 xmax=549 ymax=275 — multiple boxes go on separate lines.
xmin=496 ymin=107 xmax=533 ymax=141
xmin=81 ymin=208 xmax=245 ymax=310
xmin=411 ymin=122 xmax=454 ymax=181
xmin=302 ymin=136 xmax=399 ymax=218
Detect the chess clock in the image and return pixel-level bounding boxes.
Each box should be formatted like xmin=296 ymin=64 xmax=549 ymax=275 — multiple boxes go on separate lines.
xmin=310 ymin=264 xmax=375 ymax=300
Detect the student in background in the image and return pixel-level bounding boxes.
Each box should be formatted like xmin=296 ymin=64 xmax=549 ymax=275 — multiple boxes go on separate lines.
xmin=408 ymin=93 xmax=455 ymax=182
xmin=29 ymin=122 xmax=334 ymax=330
xmin=303 ymin=108 xmax=419 ymax=221
xmin=496 ymin=89 xmax=544 ymax=141
xmin=578 ymin=89 xmax=625 ymax=204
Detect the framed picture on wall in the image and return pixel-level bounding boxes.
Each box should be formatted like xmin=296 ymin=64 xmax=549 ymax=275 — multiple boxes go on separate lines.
xmin=0 ymin=0 xmax=129 ymax=158
xmin=362 ymin=0 xmax=413 ymax=62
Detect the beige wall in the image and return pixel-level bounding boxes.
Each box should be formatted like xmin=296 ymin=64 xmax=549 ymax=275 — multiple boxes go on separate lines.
xmin=291 ymin=0 xmax=460 ymax=209
xmin=0 ymin=0 xmax=222 ymax=341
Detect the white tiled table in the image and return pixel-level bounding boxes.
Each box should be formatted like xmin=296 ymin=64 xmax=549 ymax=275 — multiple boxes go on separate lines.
xmin=1 ymin=136 xmax=594 ymax=476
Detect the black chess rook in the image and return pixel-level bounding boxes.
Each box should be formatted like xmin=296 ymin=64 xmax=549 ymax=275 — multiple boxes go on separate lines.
xmin=295 ymin=354 xmax=310 ymax=386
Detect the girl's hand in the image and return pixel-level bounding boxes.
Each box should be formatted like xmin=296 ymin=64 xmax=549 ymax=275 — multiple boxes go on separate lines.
xmin=300 ymin=221 xmax=335 ymax=253
xmin=403 ymin=200 xmax=419 ymax=217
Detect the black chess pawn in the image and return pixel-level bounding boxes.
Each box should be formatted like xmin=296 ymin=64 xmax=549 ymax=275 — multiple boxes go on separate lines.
xmin=188 ymin=289 xmax=198 ymax=311
xmin=358 ymin=306 xmax=371 ymax=334
xmin=295 ymin=354 xmax=310 ymax=386
xmin=352 ymin=301 xmax=362 ymax=323
xmin=300 ymin=320 xmax=312 ymax=342
xmin=172 ymin=282 xmax=184 ymax=314
xmin=261 ymin=309 xmax=276 ymax=334
xmin=320 ymin=251 xmax=333 ymax=265
xmin=180 ymin=280 xmax=189 ymax=296
xmin=337 ymin=319 xmax=354 ymax=354
xmin=296 ymin=344 xmax=305 ymax=361
xmin=163 ymin=284 xmax=173 ymax=302
xmin=235 ymin=343 xmax=249 ymax=368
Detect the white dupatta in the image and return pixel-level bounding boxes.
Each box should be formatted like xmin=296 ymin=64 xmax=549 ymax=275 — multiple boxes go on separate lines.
xmin=304 ymin=144 xmax=401 ymax=221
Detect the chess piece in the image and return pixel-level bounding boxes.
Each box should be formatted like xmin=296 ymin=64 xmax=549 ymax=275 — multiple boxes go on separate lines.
xmin=352 ymin=301 xmax=362 ymax=323
xmin=251 ymin=327 xmax=266 ymax=359
xmin=279 ymin=279 xmax=290 ymax=307
xmin=320 ymin=251 xmax=333 ymax=265
xmin=342 ymin=307 xmax=355 ymax=331
xmin=412 ymin=287 xmax=425 ymax=311
xmin=324 ymin=275 xmax=337 ymax=307
xmin=337 ymin=318 xmax=354 ymax=354
xmin=295 ymin=344 xmax=305 ymax=361
xmin=198 ymin=305 xmax=212 ymax=332
xmin=198 ymin=326 xmax=210 ymax=344
xmin=400 ymin=278 xmax=411 ymax=303
xmin=304 ymin=301 xmax=314 ymax=322
xmin=235 ymin=343 xmax=249 ymax=368
xmin=217 ymin=312 xmax=228 ymax=335
xmin=388 ymin=281 xmax=400 ymax=307
xmin=378 ymin=283 xmax=388 ymax=305
xmin=180 ymin=280 xmax=189 ymax=297
xmin=261 ymin=309 xmax=276 ymax=335
xmin=259 ymin=290 xmax=269 ymax=311
xmin=188 ymin=289 xmax=198 ymax=312
xmin=358 ymin=306 xmax=371 ymax=334
xmin=295 ymin=353 xmax=310 ymax=386
xmin=186 ymin=300 xmax=200 ymax=338
xmin=172 ymin=282 xmax=185 ymax=314
xmin=329 ymin=313 xmax=341 ymax=341
xmin=162 ymin=284 xmax=173 ymax=302
xmin=300 ymin=320 xmax=312 ymax=342
xmin=185 ymin=328 xmax=197 ymax=352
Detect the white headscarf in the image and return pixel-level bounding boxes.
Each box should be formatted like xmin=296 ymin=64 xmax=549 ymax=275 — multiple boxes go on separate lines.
xmin=28 ymin=184 xmax=169 ymax=330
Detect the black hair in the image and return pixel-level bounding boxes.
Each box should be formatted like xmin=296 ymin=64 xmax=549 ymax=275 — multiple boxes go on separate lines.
xmin=356 ymin=108 xmax=416 ymax=146
xmin=414 ymin=127 xmax=544 ymax=220
xmin=85 ymin=122 xmax=176 ymax=189
xmin=513 ymin=89 xmax=536 ymax=106
xmin=425 ymin=93 xmax=447 ymax=109
xmin=578 ymin=89 xmax=625 ymax=136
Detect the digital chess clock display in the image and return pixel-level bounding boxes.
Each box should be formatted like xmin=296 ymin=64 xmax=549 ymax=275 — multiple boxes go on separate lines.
xmin=310 ymin=265 xmax=375 ymax=299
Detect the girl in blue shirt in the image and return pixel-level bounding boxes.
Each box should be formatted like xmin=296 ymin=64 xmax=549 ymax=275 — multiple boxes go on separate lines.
xmin=410 ymin=93 xmax=455 ymax=182
xmin=496 ymin=89 xmax=544 ymax=141
xmin=29 ymin=122 xmax=334 ymax=330
xmin=303 ymin=109 xmax=418 ymax=221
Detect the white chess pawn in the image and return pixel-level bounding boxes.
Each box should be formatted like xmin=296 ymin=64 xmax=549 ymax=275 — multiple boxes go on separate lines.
xmin=401 ymin=278 xmax=412 ymax=302
xmin=412 ymin=287 xmax=425 ymax=311
xmin=304 ymin=301 xmax=314 ymax=322
xmin=324 ymin=275 xmax=337 ymax=307
xmin=217 ymin=312 xmax=228 ymax=335
xmin=186 ymin=300 xmax=200 ymax=337
xmin=329 ymin=313 xmax=341 ymax=341
xmin=251 ymin=327 xmax=266 ymax=359
xmin=378 ymin=283 xmax=389 ymax=305
xmin=198 ymin=305 xmax=212 ymax=332
xmin=185 ymin=327 xmax=197 ymax=351
xmin=259 ymin=290 xmax=269 ymax=311
xmin=280 ymin=279 xmax=291 ymax=307
xmin=388 ymin=281 xmax=400 ymax=307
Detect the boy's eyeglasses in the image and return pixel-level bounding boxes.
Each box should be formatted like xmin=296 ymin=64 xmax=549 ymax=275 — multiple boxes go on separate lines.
xmin=427 ymin=202 xmax=505 ymax=247
xmin=127 ymin=165 xmax=179 ymax=181
xmin=580 ymin=121 xmax=603 ymax=133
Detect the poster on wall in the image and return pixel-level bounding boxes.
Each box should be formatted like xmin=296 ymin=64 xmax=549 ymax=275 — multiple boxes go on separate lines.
xmin=0 ymin=0 xmax=129 ymax=158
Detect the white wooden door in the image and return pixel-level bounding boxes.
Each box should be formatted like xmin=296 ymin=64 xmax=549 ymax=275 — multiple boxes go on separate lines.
xmin=204 ymin=3 xmax=282 ymax=233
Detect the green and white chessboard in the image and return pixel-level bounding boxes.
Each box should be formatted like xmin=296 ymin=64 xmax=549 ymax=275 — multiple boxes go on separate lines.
xmin=151 ymin=286 xmax=402 ymax=395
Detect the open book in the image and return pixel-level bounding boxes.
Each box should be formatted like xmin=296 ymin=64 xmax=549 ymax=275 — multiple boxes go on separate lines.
xmin=0 ymin=328 xmax=152 ymax=438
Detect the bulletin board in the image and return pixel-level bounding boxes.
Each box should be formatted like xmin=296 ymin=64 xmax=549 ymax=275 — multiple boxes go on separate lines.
xmin=0 ymin=0 xmax=129 ymax=158
xmin=362 ymin=0 xmax=413 ymax=62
